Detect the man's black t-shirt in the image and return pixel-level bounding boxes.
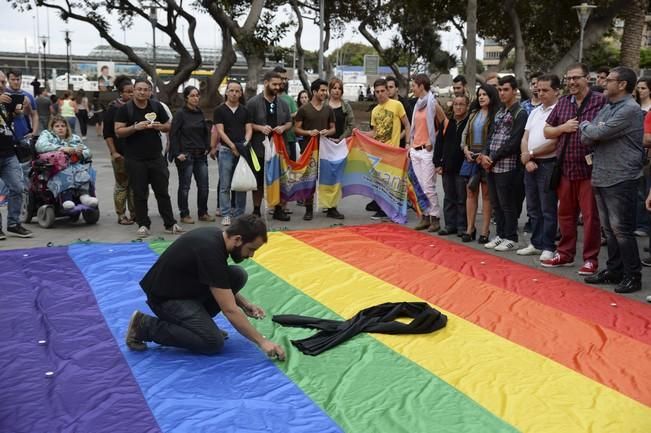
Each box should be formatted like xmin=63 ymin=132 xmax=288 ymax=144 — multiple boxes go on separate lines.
xmin=214 ymin=104 xmax=251 ymax=143
xmin=140 ymin=227 xmax=232 ymax=302
xmin=115 ymin=100 xmax=169 ymax=160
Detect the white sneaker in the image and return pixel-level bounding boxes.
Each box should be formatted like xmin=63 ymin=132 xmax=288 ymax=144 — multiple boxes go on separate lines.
xmin=136 ymin=226 xmax=150 ymax=238
xmin=484 ymin=236 xmax=503 ymax=249
xmin=165 ymin=224 xmax=184 ymax=235
xmin=495 ymin=239 xmax=518 ymax=252
xmin=79 ymin=194 xmax=98 ymax=207
xmin=221 ymin=216 xmax=231 ymax=226
xmin=517 ymin=244 xmax=542 ymax=256
xmin=62 ymin=200 xmax=75 ymax=210
xmin=539 ymin=250 xmax=555 ymax=261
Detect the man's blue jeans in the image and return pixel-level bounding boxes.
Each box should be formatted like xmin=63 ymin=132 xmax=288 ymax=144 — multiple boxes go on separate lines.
xmin=218 ymin=146 xmax=246 ymax=218
xmin=524 ymin=159 xmax=558 ymax=252
xmin=142 ymin=265 xmax=247 ymax=354
xmin=0 ymin=155 xmax=25 ymax=229
xmin=175 ymin=154 xmax=209 ymax=218
xmin=594 ymin=179 xmax=642 ymax=277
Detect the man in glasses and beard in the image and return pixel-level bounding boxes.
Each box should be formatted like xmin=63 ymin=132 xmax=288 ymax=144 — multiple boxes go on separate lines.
xmin=246 ymin=71 xmax=292 ymax=221
xmin=125 ymin=214 xmax=286 ymax=360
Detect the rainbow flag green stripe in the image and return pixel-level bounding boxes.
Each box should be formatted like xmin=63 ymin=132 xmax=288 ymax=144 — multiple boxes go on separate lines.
xmin=240 ymin=260 xmax=518 ymax=433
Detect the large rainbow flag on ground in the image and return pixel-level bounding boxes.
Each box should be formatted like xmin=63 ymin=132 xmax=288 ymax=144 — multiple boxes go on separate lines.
xmin=3 ymin=224 xmax=650 ymax=432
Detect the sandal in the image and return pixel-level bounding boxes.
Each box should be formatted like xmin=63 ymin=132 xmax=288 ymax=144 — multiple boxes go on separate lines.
xmin=118 ymin=215 xmax=135 ymax=225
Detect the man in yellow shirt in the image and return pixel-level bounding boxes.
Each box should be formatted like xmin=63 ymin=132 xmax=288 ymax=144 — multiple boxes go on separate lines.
xmin=368 ymin=78 xmax=410 ymax=147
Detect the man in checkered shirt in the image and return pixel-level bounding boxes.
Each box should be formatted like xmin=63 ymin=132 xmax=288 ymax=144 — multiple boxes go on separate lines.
xmin=479 ymin=75 xmax=528 ymax=252
xmin=542 ymin=63 xmax=607 ymax=275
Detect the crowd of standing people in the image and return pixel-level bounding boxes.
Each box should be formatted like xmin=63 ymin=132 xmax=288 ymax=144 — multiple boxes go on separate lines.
xmin=1 ymin=64 xmax=650 ymax=302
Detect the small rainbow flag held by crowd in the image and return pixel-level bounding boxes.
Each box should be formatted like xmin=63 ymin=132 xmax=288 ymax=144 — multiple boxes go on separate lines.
xmin=318 ymin=136 xmax=349 ymax=209
xmin=341 ymin=130 xmax=412 ymax=223
xmin=264 ymin=134 xmax=319 ymax=206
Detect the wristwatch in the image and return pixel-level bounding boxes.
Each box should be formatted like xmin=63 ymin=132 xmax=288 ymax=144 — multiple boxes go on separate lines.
xmin=529 ymin=150 xmax=535 ymax=158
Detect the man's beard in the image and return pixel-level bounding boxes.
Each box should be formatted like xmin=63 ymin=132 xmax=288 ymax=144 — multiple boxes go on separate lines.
xmin=230 ymin=244 xmax=245 ymax=263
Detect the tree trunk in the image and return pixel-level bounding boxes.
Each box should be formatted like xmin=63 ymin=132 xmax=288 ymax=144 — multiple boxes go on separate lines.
xmin=290 ymin=0 xmax=310 ymax=91
xmin=205 ymin=25 xmax=236 ymax=109
xmin=620 ymin=0 xmax=645 ymax=73
xmin=551 ymin=0 xmax=629 ymax=77
xmin=465 ymin=0 xmax=477 ymax=93
xmin=504 ymin=0 xmax=528 ymax=93
xmin=245 ymin=54 xmax=266 ymax=100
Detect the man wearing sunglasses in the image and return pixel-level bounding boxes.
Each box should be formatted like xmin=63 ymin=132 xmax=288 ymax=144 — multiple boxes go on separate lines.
xmin=246 ymin=71 xmax=292 ymax=221
xmin=542 ymin=63 xmax=606 ymax=276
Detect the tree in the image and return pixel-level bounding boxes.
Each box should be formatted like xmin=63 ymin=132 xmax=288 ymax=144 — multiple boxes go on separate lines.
xmin=465 ymin=0 xmax=477 ymax=91
xmin=328 ymin=43 xmax=377 ymax=67
xmin=203 ymin=0 xmax=290 ymax=99
xmin=620 ymin=0 xmax=646 ymax=72
xmin=8 ymin=0 xmax=205 ymax=104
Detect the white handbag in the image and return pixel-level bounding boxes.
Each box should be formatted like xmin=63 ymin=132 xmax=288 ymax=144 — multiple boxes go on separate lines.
xmin=230 ymin=157 xmax=258 ymax=192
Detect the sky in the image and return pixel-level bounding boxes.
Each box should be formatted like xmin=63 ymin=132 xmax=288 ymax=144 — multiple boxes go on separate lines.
xmin=4 ymin=3 xmax=477 ymax=63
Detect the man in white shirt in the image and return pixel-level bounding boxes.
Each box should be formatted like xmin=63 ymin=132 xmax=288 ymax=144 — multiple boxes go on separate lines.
xmin=517 ymin=74 xmax=561 ymax=260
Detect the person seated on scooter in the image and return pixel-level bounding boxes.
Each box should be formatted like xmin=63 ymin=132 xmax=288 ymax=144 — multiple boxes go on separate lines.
xmin=35 ymin=115 xmax=98 ymax=210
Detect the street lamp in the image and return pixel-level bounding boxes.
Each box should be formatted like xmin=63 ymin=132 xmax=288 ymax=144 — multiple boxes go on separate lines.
xmin=572 ymin=2 xmax=597 ymax=63
xmin=64 ymin=29 xmax=72 ymax=90
xmin=149 ymin=4 xmax=157 ymax=95
xmin=318 ymin=0 xmax=324 ymax=79
xmin=40 ymin=35 xmax=48 ymax=89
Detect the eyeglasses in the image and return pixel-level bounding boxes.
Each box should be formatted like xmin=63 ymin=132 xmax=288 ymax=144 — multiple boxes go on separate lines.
xmin=268 ymin=102 xmax=275 ymax=114
xmin=564 ymin=75 xmax=587 ymax=82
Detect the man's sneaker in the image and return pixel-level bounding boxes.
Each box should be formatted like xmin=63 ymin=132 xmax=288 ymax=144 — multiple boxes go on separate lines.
xmin=517 ymin=244 xmax=541 ymax=256
xmin=125 ymin=310 xmax=147 ymax=351
xmin=0 ymin=229 xmax=6 ymax=240
xmin=483 ymin=236 xmax=503 ymax=249
xmin=578 ymin=260 xmax=598 ymax=276
xmin=180 ymin=215 xmax=195 ymax=224
xmin=642 ymin=256 xmax=651 ymax=267
xmin=273 ymin=207 xmax=291 ymax=221
xmin=634 ymin=229 xmax=648 ymax=237
xmin=539 ymin=250 xmax=555 ymax=261
xmin=303 ymin=206 xmax=314 ymax=221
xmin=414 ymin=216 xmax=431 ymax=230
xmin=7 ymin=224 xmax=33 ymax=238
xmin=585 ymin=269 xmax=623 ymax=285
xmin=370 ymin=210 xmax=387 ymax=220
xmin=165 ymin=224 xmax=184 ymax=235
xmin=540 ymin=253 xmax=574 ymax=268
xmin=221 ymin=216 xmax=231 ymax=226
xmin=198 ymin=214 xmax=216 ymax=222
xmin=646 ymin=294 xmax=651 ymax=303
xmin=326 ymin=207 xmax=345 ymax=219
xmin=136 ymin=226 xmax=150 ymax=238
xmin=365 ymin=200 xmax=379 ymax=212
xmin=614 ymin=274 xmax=642 ymax=294
xmin=494 ymin=239 xmax=518 ymax=252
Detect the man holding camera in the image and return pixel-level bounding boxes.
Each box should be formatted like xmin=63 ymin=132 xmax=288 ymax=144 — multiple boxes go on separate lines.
xmin=0 ymin=70 xmax=33 ymax=239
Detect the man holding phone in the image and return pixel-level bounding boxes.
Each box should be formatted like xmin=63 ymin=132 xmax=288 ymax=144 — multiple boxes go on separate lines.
xmin=0 ymin=70 xmax=33 ymax=239
xmin=5 ymin=70 xmax=37 ymax=139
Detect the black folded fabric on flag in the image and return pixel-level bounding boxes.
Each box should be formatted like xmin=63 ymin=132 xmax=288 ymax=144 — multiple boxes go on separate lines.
xmin=272 ymin=302 xmax=448 ymax=355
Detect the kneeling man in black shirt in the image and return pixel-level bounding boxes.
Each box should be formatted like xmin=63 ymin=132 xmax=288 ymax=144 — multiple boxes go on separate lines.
xmin=126 ymin=214 xmax=285 ymax=360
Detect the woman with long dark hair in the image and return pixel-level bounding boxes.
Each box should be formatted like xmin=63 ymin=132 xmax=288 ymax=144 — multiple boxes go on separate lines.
xmin=169 ymin=86 xmax=213 ymax=224
xmin=460 ymin=84 xmax=500 ymax=243
xmin=75 ymin=89 xmax=89 ymax=139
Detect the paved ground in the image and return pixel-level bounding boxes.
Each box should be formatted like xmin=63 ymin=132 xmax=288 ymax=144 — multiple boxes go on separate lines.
xmin=2 ymin=128 xmax=650 ymax=304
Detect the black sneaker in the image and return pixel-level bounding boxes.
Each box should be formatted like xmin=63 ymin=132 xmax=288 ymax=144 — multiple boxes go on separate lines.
xmin=7 ymin=224 xmax=33 ymax=238
xmin=303 ymin=206 xmax=314 ymax=221
xmin=125 ymin=310 xmax=148 ymax=351
xmin=365 ymin=200 xmax=379 ymax=212
xmin=326 ymin=208 xmax=345 ymax=219
xmin=273 ymin=207 xmax=291 ymax=221
xmin=614 ymin=275 xmax=642 ymax=294
xmin=584 ymin=269 xmax=623 ymax=285
xmin=0 ymin=229 xmax=6 ymax=240
xmin=642 ymin=256 xmax=651 ymax=267
xmin=370 ymin=210 xmax=387 ymax=220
